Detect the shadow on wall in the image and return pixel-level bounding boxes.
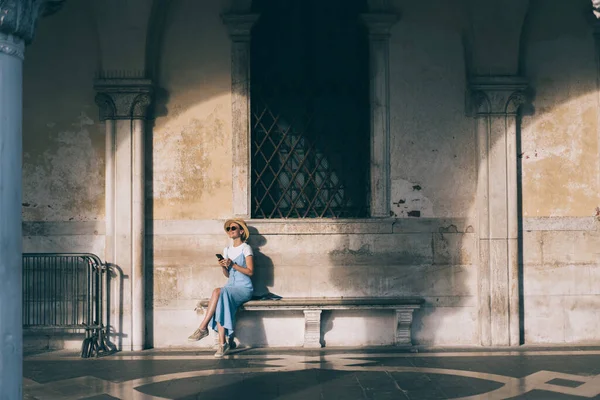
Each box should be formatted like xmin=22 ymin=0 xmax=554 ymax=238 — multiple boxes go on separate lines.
xmin=247 ymin=227 xmax=275 ymax=298
xmin=325 ymin=225 xmax=474 ymax=347
xmin=144 ymin=85 xmax=170 ymax=348
xmin=135 ymin=0 xmax=598 ymax=349
xmin=324 ymin=0 xmax=476 ymax=346
xmin=325 ymin=0 xmax=599 ymax=348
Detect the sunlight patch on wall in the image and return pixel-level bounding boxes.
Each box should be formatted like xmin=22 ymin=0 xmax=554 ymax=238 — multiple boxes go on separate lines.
xmin=152 ymin=94 xmax=232 ymax=220
xmin=521 ymin=93 xmax=599 ymax=217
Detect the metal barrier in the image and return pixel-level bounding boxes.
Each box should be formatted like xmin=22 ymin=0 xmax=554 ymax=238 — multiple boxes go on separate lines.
xmin=22 ymin=253 xmax=112 ymax=358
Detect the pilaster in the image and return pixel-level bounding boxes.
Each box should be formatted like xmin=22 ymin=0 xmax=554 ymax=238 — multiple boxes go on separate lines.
xmin=95 ymin=79 xmax=153 ymax=351
xmin=222 ymin=13 xmax=259 ymax=218
xmin=468 ymin=76 xmax=529 ymax=347
xmin=360 ymin=12 xmax=398 ymax=217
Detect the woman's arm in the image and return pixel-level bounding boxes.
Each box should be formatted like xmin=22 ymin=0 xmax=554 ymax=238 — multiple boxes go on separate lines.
xmin=229 ymin=255 xmax=254 ymax=277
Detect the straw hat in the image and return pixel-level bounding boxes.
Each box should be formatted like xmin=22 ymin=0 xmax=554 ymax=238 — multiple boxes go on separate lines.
xmin=224 ymin=218 xmax=250 ymax=240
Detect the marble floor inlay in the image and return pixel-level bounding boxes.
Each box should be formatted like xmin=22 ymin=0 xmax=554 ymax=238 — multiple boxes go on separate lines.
xmin=23 ymin=348 xmax=600 ymax=399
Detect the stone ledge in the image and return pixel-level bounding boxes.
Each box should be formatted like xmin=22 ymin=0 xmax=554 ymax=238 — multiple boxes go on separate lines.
xmin=22 ymin=218 xmax=476 ymax=236
xmin=150 ymin=218 xmax=472 ymax=235
xmin=522 ymin=217 xmax=599 ymax=232
xmin=22 ymin=218 xmax=600 ymax=237
xmin=197 ymin=296 xmax=424 ymax=310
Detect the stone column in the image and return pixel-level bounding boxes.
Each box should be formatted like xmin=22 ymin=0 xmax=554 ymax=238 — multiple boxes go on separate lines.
xmin=360 ymin=13 xmax=398 ymax=217
xmin=222 ymin=13 xmax=259 ymax=218
xmin=0 ymin=31 xmax=25 ymax=400
xmin=468 ymin=76 xmax=529 ymax=346
xmin=0 ymin=1 xmax=63 ymax=397
xmin=95 ymin=79 xmax=152 ymax=351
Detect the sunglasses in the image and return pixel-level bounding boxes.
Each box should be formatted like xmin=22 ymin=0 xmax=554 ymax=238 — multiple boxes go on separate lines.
xmin=226 ymin=226 xmax=241 ymax=232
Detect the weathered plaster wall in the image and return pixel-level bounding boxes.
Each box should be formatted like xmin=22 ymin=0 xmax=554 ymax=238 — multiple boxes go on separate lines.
xmin=522 ymin=222 xmax=600 ymax=343
xmin=521 ymin=0 xmax=599 ymax=218
xmin=387 ymin=0 xmax=478 ymax=345
xmin=147 ymin=0 xmax=480 ymax=348
xmin=390 ymin=0 xmax=475 ymax=220
xmin=151 ymin=0 xmax=233 ymax=220
xmin=520 ymin=0 xmax=600 ymax=345
xmin=150 ymin=219 xmax=477 ymax=347
xmin=22 ymin=0 xmax=104 ymax=222
xmin=21 ymin=2 xmax=105 ymax=349
xmin=20 ymin=0 xmax=600 ymax=350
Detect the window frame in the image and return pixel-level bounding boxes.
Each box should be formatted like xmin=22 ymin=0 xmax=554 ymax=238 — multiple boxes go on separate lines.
xmin=222 ymin=6 xmax=398 ymax=221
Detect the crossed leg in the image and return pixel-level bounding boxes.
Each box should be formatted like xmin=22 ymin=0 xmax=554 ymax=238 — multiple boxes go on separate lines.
xmin=198 ymin=287 xmax=221 ymax=331
xmin=190 ymin=287 xmax=227 ymax=345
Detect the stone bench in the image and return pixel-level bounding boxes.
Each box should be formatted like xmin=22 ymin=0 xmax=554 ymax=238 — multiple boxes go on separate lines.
xmin=197 ymin=297 xmax=424 ymax=348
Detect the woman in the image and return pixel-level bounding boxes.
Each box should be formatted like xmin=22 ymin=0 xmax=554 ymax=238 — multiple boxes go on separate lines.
xmin=187 ymin=219 xmax=254 ymax=357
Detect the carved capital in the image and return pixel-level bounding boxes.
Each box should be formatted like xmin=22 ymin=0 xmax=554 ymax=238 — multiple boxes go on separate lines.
xmin=0 ymin=0 xmax=64 ymax=44
xmin=131 ymin=93 xmax=152 ymax=119
xmin=221 ymin=13 xmax=260 ymax=42
xmin=360 ymin=13 xmax=399 ymax=39
xmin=593 ymin=0 xmax=600 ymax=19
xmin=466 ymin=89 xmax=490 ymax=116
xmin=467 ymin=76 xmax=530 ymax=116
xmin=94 ymin=79 xmax=154 ymax=120
xmin=0 ymin=32 xmax=24 ymax=59
xmin=94 ymin=93 xmax=116 ymax=121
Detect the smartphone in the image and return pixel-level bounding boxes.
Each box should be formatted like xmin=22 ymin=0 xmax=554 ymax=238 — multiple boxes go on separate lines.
xmin=216 ymin=254 xmax=224 ymax=260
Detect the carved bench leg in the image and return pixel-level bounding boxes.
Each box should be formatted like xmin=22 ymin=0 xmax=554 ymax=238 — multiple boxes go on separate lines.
xmin=395 ymin=307 xmax=415 ymax=346
xmin=303 ymin=310 xmax=322 ymax=348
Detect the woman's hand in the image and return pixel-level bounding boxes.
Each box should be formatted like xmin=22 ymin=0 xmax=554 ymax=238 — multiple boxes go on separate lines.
xmin=228 ymin=256 xmax=253 ymax=277
xmin=219 ymin=258 xmax=230 ymax=278
xmin=218 ymin=258 xmax=230 ymax=268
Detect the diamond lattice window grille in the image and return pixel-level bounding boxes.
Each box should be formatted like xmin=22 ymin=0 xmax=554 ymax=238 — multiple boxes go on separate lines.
xmin=251 ymin=87 xmax=368 ymax=219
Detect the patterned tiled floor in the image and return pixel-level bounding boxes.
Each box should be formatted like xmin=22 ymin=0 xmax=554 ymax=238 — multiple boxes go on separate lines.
xmin=23 ymin=347 xmax=600 ymax=399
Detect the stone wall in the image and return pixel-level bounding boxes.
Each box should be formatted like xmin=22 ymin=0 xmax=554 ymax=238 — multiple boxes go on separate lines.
xmin=20 ymin=0 xmax=600 ymax=349
xmin=151 ymin=0 xmax=233 ymax=220
xmin=150 ymin=219 xmax=477 ymax=347
xmin=147 ymin=0 xmax=479 ymax=348
xmin=521 ymin=0 xmax=599 ymax=217
xmin=518 ymin=0 xmax=600 ymax=345
xmin=522 ymin=218 xmax=600 ymax=343
xmin=22 ymin=0 xmax=105 ymax=223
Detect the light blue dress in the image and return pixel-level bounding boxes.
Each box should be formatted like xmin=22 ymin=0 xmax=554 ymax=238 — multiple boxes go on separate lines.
xmin=209 ymin=245 xmax=253 ymax=337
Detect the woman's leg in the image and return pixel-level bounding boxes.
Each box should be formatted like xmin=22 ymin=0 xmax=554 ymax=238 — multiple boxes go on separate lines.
xmin=217 ymin=322 xmax=226 ymax=345
xmin=198 ymin=288 xmax=221 ymax=330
